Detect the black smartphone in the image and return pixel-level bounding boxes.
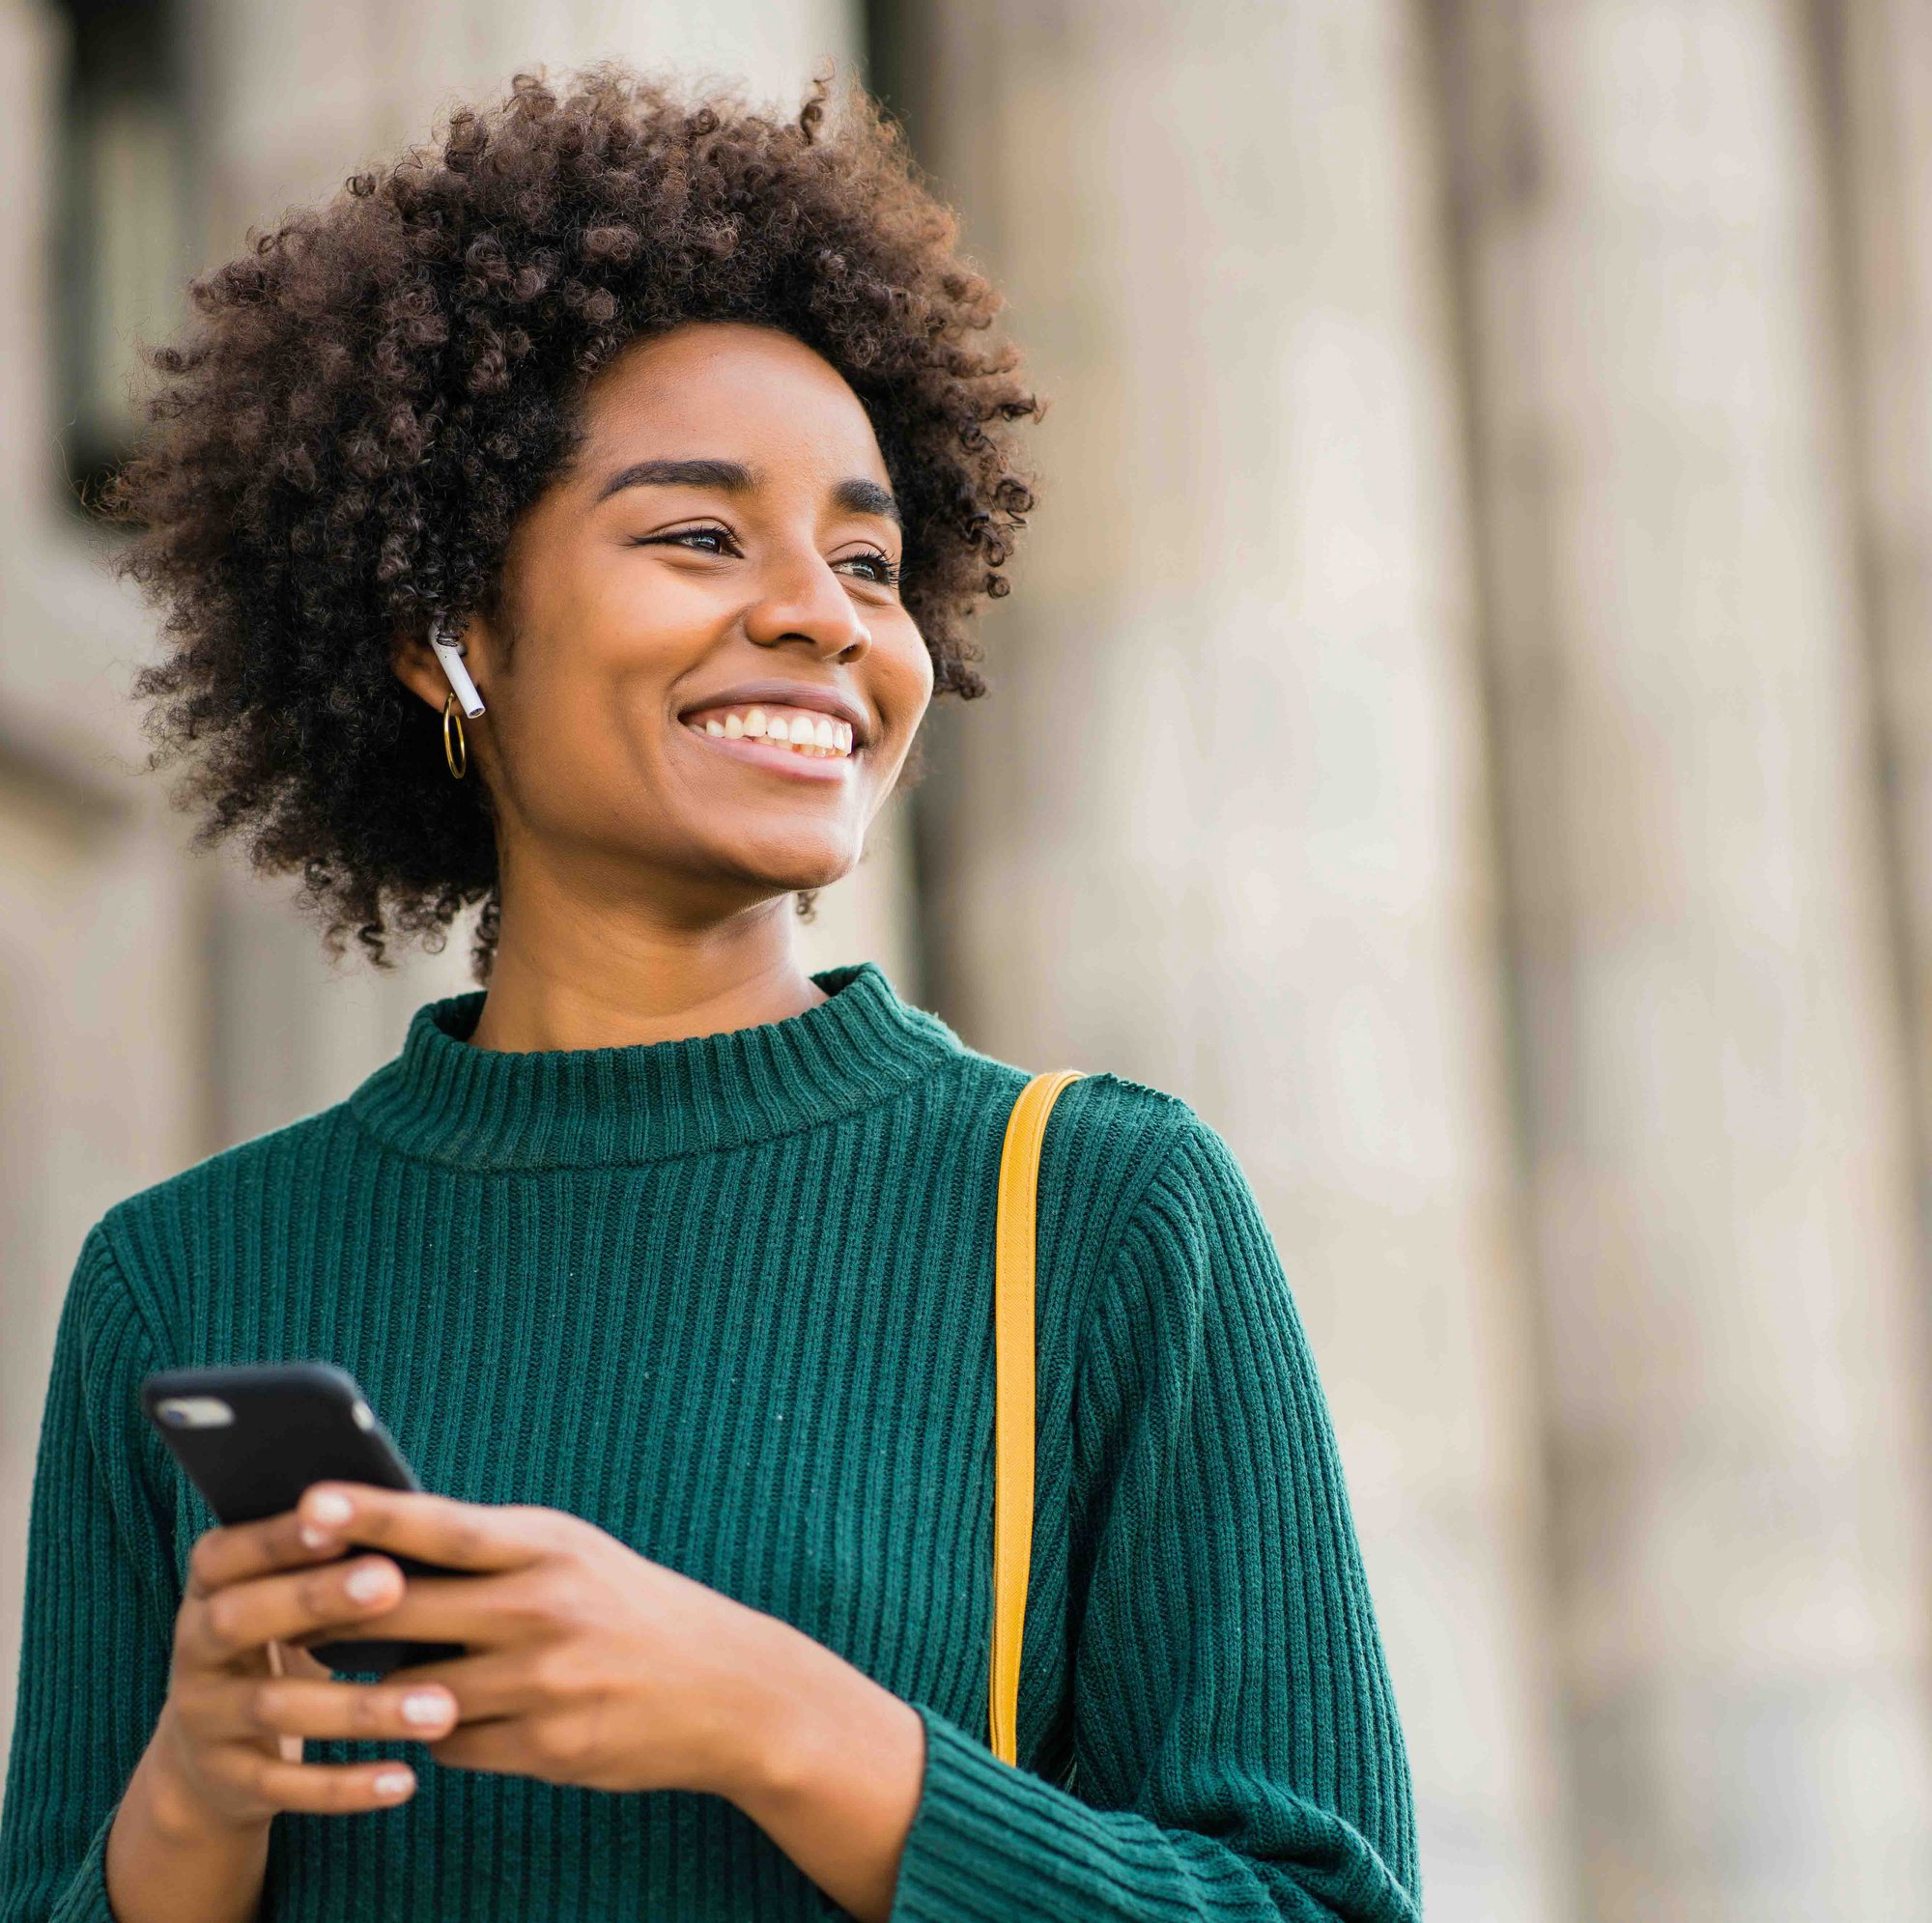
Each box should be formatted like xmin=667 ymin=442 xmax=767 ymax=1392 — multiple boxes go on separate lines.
xmin=140 ymin=1362 xmax=468 ymax=1676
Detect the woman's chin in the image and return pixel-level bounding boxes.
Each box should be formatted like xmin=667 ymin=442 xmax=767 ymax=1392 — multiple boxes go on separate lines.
xmin=712 ymin=839 xmax=863 ymax=900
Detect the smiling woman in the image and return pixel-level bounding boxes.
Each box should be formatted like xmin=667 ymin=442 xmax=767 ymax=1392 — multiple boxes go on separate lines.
xmin=0 ymin=58 xmax=1421 ymax=1923
xmin=103 ymin=64 xmax=1037 ymax=980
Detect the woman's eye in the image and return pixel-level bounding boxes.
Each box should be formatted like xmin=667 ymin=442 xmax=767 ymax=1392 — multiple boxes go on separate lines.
xmin=636 ymin=527 xmax=737 ymax=555
xmin=841 ymin=551 xmax=901 ymax=587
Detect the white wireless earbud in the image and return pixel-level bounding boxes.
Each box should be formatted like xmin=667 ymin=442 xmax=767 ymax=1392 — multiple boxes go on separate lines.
xmin=429 ymin=621 xmax=485 ymax=719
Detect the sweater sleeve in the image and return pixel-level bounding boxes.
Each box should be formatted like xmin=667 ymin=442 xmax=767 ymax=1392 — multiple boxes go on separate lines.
xmin=888 ymin=1109 xmax=1421 ymax=1923
xmin=0 ymin=1225 xmax=182 ymax=1923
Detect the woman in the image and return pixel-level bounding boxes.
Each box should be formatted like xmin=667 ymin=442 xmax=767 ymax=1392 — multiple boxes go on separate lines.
xmin=0 ymin=66 xmax=1420 ymax=1923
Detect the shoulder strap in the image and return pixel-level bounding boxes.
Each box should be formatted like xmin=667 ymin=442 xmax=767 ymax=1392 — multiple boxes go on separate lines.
xmin=989 ymin=1067 xmax=1085 ymax=1765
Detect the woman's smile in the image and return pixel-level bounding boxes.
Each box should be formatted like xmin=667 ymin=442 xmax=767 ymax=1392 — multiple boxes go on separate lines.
xmin=674 ymin=676 xmax=874 ymax=789
xmin=677 ymin=704 xmax=860 ymax=784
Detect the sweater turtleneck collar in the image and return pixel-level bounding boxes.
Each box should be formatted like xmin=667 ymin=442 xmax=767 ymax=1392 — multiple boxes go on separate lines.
xmin=348 ymin=961 xmax=966 ymax=1172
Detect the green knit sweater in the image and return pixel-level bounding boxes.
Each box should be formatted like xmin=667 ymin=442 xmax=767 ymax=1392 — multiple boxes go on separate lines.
xmin=0 ymin=961 xmax=1418 ymax=1922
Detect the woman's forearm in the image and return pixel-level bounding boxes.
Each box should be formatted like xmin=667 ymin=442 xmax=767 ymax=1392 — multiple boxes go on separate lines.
xmin=104 ymin=1718 xmax=270 ymax=1923
xmin=721 ymin=1616 xmax=926 ymax=1923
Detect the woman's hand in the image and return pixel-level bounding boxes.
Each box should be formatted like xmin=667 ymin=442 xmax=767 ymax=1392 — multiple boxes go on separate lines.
xmin=150 ymin=1506 xmax=462 ymax=1834
xmin=141 ymin=1482 xmax=924 ymax=1921
xmin=286 ymin=1482 xmax=786 ymax=1800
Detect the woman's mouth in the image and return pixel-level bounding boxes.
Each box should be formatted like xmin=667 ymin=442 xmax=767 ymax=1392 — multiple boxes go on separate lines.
xmin=679 ymin=703 xmax=858 ymax=780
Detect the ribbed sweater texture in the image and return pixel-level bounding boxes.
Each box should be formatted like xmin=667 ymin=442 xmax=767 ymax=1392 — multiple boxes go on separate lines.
xmin=0 ymin=961 xmax=1419 ymax=1922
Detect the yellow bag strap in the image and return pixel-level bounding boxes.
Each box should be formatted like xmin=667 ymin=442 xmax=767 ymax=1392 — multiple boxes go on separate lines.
xmin=989 ymin=1067 xmax=1085 ymax=1766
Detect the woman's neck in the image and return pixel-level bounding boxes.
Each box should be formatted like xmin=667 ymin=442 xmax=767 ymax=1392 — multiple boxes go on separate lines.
xmin=468 ymin=867 xmax=826 ymax=1054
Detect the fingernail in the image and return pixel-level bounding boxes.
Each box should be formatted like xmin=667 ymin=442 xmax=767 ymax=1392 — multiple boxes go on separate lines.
xmin=309 ymin=1491 xmax=354 ymax=1525
xmin=373 ymin=1768 xmax=413 ymax=1796
xmin=298 ymin=1524 xmax=334 ymax=1550
xmin=402 ymin=1690 xmax=451 ymax=1726
xmin=345 ymin=1563 xmax=392 ymax=1602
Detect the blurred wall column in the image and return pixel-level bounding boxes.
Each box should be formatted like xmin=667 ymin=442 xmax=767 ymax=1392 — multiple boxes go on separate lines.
xmin=1438 ymin=4 xmax=1932 ymax=1917
xmin=904 ymin=4 xmax=1567 ymax=1916
xmin=0 ymin=0 xmax=210 ymax=1782
xmin=1835 ymin=5 xmax=1932 ymax=1261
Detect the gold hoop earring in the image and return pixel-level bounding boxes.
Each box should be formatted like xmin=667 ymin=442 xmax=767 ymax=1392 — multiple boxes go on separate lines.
xmin=442 ymin=691 xmax=468 ymax=780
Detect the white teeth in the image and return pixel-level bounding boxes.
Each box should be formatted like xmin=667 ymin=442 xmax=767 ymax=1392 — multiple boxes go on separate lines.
xmin=688 ymin=705 xmax=859 ymax=757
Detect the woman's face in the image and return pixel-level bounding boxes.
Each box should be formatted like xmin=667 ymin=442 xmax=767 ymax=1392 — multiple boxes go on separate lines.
xmin=402 ymin=320 xmax=933 ymax=919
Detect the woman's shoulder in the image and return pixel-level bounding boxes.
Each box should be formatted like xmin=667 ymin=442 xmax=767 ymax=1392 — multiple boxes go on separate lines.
xmin=84 ymin=1099 xmax=365 ymax=1311
xmin=942 ymin=1034 xmax=1190 ymax=1132
xmin=938 ymin=1038 xmax=1242 ymax=1249
xmin=104 ymin=1097 xmax=362 ymax=1223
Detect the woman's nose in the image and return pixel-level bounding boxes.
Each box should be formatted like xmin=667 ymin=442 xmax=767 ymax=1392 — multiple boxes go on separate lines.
xmin=742 ymin=553 xmax=872 ymax=659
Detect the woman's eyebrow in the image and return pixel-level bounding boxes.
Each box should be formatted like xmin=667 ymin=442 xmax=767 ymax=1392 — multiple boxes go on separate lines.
xmin=836 ymin=478 xmax=901 ymax=526
xmin=596 ymin=457 xmax=750 ymax=502
xmin=594 ymin=457 xmax=900 ymax=525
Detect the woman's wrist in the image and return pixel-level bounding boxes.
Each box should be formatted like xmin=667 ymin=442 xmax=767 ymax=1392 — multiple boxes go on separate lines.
xmin=131 ymin=1709 xmax=267 ymax=1847
xmin=106 ymin=1720 xmax=271 ymax=1923
xmin=711 ymin=1611 xmax=874 ymax=1806
xmin=715 ymin=1614 xmax=925 ymax=1923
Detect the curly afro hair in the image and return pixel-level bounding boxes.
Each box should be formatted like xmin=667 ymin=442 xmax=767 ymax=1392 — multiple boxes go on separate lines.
xmin=109 ymin=62 xmax=1041 ymax=975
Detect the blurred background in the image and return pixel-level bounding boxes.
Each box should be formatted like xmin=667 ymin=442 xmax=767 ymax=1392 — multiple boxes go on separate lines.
xmin=6 ymin=2 xmax=1932 ymax=1918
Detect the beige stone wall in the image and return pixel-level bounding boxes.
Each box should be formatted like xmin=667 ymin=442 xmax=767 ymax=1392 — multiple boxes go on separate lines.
xmin=1838 ymin=0 xmax=1932 ymax=1244
xmin=1438 ymin=3 xmax=1932 ymax=1914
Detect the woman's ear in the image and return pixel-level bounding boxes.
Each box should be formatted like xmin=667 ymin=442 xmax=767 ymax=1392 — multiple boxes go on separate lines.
xmin=394 ymin=619 xmax=490 ymax=713
xmin=390 ymin=624 xmax=451 ymax=714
